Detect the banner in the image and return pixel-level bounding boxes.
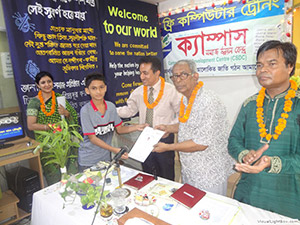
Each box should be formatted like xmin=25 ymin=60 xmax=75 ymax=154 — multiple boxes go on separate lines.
xmin=99 ymin=0 xmax=163 ymax=107
xmin=1 ymin=0 xmax=103 ymax=129
xmin=160 ymin=0 xmax=285 ymax=77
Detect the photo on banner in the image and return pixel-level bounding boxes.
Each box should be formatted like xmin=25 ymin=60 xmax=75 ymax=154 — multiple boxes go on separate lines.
xmin=1 ymin=0 xmax=103 ymax=132
xmin=98 ymin=0 xmax=163 ymax=108
xmin=160 ymin=0 xmax=287 ymax=77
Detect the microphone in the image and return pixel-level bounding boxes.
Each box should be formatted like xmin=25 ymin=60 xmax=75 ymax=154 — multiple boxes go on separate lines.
xmin=110 ymin=146 xmax=129 ymax=165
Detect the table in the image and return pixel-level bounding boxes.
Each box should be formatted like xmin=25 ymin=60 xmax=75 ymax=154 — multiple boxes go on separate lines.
xmin=0 ymin=137 xmax=44 ymax=225
xmin=0 ymin=137 xmax=44 ymax=189
xmin=31 ymin=166 xmax=300 ymax=225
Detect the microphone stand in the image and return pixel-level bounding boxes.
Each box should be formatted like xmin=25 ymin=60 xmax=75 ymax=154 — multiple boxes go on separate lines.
xmin=90 ymin=162 xmax=114 ymax=225
xmin=115 ymin=162 xmax=123 ymax=188
xmin=90 ymin=147 xmax=128 ymax=224
xmin=115 ymin=161 xmax=131 ymax=200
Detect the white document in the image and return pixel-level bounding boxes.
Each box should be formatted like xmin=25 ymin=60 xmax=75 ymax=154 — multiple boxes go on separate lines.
xmin=57 ymin=96 xmax=66 ymax=120
xmin=128 ymin=127 xmax=165 ymax=162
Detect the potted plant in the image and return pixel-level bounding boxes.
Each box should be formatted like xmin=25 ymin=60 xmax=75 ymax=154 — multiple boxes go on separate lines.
xmin=60 ymin=172 xmax=112 ymax=213
xmin=80 ymin=184 xmax=102 ymax=209
xmin=98 ymin=187 xmax=113 ymax=217
xmin=100 ymin=198 xmax=113 ymax=218
xmin=33 ymin=119 xmax=83 ymax=179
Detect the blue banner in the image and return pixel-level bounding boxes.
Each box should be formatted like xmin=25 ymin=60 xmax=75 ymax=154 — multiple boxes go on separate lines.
xmin=1 ymin=0 xmax=103 ymax=132
xmin=99 ymin=0 xmax=163 ymax=107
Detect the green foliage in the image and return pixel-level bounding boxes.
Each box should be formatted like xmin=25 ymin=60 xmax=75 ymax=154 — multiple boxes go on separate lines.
xmin=80 ymin=185 xmax=103 ymax=207
xmin=60 ymin=173 xmax=109 ymax=208
xmin=33 ymin=119 xmax=83 ymax=169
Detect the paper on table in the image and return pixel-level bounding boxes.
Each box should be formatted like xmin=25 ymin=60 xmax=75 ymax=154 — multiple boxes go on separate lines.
xmin=169 ymin=195 xmax=240 ymax=225
xmin=128 ymin=127 xmax=165 ymax=162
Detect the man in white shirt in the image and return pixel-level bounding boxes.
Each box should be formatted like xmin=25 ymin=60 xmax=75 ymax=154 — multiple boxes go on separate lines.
xmin=153 ymin=59 xmax=233 ymax=196
xmin=117 ymin=56 xmax=181 ymax=180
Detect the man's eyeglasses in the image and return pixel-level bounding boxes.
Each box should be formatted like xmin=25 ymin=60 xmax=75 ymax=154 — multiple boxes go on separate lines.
xmin=170 ymin=72 xmax=193 ymax=81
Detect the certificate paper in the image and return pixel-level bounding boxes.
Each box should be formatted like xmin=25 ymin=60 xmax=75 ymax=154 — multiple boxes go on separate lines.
xmin=128 ymin=127 xmax=165 ymax=162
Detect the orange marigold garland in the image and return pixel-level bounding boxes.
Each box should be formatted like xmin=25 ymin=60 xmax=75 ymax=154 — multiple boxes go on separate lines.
xmin=143 ymin=77 xmax=165 ymax=109
xmin=38 ymin=90 xmax=56 ymax=116
xmin=179 ymin=81 xmax=204 ymax=123
xmin=256 ymin=80 xmax=297 ymax=141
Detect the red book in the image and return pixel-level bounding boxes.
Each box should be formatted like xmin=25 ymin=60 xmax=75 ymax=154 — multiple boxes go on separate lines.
xmin=123 ymin=173 xmax=155 ymax=190
xmin=170 ymin=183 xmax=206 ymax=209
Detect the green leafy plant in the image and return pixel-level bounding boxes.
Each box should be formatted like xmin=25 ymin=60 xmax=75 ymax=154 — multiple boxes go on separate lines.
xmin=80 ymin=185 xmax=104 ymax=208
xmin=33 ymin=119 xmax=83 ymax=169
xmin=61 ymin=173 xmax=109 ymax=208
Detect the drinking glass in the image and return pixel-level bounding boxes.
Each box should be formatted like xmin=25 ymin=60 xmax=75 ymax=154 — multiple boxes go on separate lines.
xmin=111 ymin=188 xmax=128 ymax=214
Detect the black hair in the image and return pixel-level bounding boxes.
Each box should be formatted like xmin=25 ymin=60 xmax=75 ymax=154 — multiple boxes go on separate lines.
xmin=35 ymin=71 xmax=54 ymax=84
xmin=139 ymin=56 xmax=161 ymax=73
xmin=256 ymin=40 xmax=297 ymax=76
xmin=85 ymin=73 xmax=106 ymax=88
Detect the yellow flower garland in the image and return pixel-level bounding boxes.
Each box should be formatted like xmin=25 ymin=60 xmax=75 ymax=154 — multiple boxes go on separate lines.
xmin=179 ymin=81 xmax=204 ymax=123
xmin=38 ymin=90 xmax=56 ymax=116
xmin=256 ymin=80 xmax=297 ymax=141
xmin=143 ymin=77 xmax=165 ymax=109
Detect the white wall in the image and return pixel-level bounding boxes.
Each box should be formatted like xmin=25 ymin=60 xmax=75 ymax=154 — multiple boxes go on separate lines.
xmin=201 ymin=75 xmax=260 ymax=126
xmin=158 ymin=0 xmax=261 ymax=127
xmin=0 ymin=3 xmax=5 ymax=31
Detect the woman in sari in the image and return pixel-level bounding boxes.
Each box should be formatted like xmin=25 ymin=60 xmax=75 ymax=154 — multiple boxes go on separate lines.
xmin=27 ymin=71 xmax=78 ymax=185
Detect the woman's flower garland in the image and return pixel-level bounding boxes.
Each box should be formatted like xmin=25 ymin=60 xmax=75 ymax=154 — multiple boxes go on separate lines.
xmin=143 ymin=77 xmax=165 ymax=109
xmin=38 ymin=90 xmax=56 ymax=116
xmin=179 ymin=81 xmax=204 ymax=123
xmin=256 ymin=80 xmax=297 ymax=141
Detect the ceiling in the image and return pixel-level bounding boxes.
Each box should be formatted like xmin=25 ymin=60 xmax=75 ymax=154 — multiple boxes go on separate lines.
xmin=138 ymin=0 xmax=167 ymax=5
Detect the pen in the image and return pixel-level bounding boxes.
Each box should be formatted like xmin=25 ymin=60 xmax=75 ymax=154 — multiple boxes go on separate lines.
xmin=183 ymin=191 xmax=194 ymax=198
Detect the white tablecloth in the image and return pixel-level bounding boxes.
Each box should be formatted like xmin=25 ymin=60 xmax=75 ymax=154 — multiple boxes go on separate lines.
xmin=31 ymin=166 xmax=300 ymax=225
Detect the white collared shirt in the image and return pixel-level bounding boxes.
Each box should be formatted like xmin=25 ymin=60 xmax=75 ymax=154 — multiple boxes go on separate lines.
xmin=117 ymin=78 xmax=181 ymax=127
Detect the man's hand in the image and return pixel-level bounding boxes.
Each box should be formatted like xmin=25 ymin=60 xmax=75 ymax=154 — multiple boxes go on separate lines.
xmin=121 ymin=152 xmax=129 ymax=160
xmin=235 ymin=155 xmax=271 ymax=173
xmin=243 ymin=144 xmax=269 ymax=164
xmin=153 ymin=142 xmax=170 ymax=153
xmin=154 ymin=124 xmax=169 ymax=138
xmin=114 ymin=148 xmax=129 ymax=160
xmin=135 ymin=123 xmax=148 ymax=131
xmin=155 ymin=124 xmax=168 ymax=132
